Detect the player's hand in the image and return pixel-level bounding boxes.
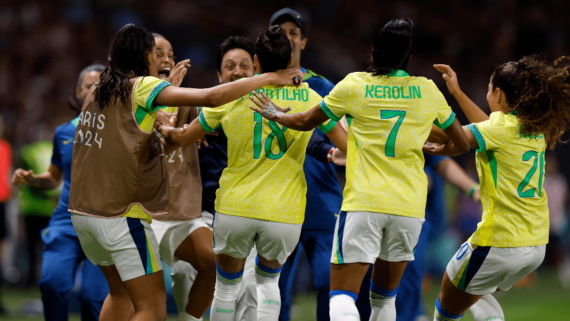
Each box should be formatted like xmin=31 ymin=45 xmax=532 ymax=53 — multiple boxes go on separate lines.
xmin=249 ymin=91 xmax=292 ymax=121
xmin=12 ymin=169 xmax=34 ymax=186
xmin=168 ymin=59 xmax=190 ymax=87
xmin=155 ymin=109 xmax=173 ymax=127
xmin=472 ymin=189 xmax=480 ymax=203
xmin=433 ymin=64 xmax=461 ymax=97
xmin=331 ymin=148 xmax=346 ymax=166
xmin=158 ymin=124 xmax=175 ymax=139
xmin=422 ymin=142 xmax=445 ymax=155
xmin=269 ymin=68 xmax=304 ymax=86
xmin=196 ymin=130 xmax=219 ymax=149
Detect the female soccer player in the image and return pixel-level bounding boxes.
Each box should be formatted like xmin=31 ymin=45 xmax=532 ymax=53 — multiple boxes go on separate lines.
xmin=157 ymin=26 xmax=347 ymax=321
xmin=150 ymin=33 xmax=216 ymax=321
xmin=68 ymin=23 xmax=303 ymax=321
xmin=12 ymin=64 xmax=108 ymax=321
xmin=425 ymin=57 xmax=570 ymax=321
xmin=248 ymin=19 xmax=470 ymax=321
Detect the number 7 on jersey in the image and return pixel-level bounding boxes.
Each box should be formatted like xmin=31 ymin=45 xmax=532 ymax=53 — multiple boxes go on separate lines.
xmin=381 ymin=110 xmax=406 ymax=157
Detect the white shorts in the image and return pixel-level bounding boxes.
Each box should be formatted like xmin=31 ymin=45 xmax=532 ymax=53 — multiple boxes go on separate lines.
xmin=213 ymin=212 xmax=302 ymax=265
xmin=151 ymin=218 xmax=210 ymax=267
xmin=447 ymin=242 xmax=546 ymax=295
xmin=71 ymin=214 xmax=163 ymax=281
xmin=331 ymin=211 xmax=424 ymax=264
xmin=201 ymin=210 xmax=214 ymax=230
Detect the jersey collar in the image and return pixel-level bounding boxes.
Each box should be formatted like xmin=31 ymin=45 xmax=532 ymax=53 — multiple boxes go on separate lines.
xmin=388 ymin=70 xmax=410 ymax=77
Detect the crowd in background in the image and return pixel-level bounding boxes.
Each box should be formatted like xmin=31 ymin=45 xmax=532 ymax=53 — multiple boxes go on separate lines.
xmin=1 ymin=0 xmax=570 ymax=314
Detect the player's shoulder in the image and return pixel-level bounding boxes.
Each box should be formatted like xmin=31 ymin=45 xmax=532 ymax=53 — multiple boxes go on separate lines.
xmin=55 ymin=119 xmax=78 ymax=137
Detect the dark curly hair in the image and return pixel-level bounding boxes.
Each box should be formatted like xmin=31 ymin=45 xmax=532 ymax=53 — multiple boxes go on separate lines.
xmin=95 ymin=24 xmax=155 ymax=109
xmin=367 ymin=19 xmax=414 ymax=76
xmin=492 ymin=55 xmax=570 ymax=149
xmin=255 ymin=26 xmax=291 ymax=73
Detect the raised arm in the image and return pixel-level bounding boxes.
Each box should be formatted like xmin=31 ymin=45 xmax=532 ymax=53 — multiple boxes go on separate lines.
xmin=12 ymin=164 xmax=63 ymax=190
xmin=155 ymin=69 xmax=304 ymax=108
xmin=249 ymin=91 xmax=330 ymax=131
xmin=434 ymin=64 xmax=489 ymax=123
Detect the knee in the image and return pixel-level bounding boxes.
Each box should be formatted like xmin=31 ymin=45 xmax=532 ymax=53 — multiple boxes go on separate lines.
xmin=195 ymin=257 xmax=217 ymax=279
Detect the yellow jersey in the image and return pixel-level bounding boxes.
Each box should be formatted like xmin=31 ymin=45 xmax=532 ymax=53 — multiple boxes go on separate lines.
xmin=133 ymin=76 xmax=171 ymax=132
xmin=467 ymin=112 xmax=549 ymax=247
xmin=320 ymin=70 xmax=455 ymax=218
xmin=199 ymin=82 xmax=336 ymax=224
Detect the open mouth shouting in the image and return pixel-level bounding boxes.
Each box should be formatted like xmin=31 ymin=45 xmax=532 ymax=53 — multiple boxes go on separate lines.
xmin=157 ymin=67 xmax=171 ymax=80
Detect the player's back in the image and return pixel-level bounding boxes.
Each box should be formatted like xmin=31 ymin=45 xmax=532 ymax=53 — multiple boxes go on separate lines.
xmin=321 ymin=70 xmax=455 ymax=218
xmin=200 ymin=82 xmax=334 ymax=224
xmin=467 ymin=112 xmax=549 ymax=247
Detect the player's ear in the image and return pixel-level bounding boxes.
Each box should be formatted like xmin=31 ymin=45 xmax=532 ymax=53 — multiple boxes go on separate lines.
xmin=75 ymin=86 xmax=81 ymax=100
xmin=254 ymin=55 xmax=261 ymax=73
xmin=217 ymin=71 xmax=223 ymax=84
xmin=301 ymin=37 xmax=307 ymax=50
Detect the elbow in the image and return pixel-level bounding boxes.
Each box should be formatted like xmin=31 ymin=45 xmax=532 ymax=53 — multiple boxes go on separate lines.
xmin=458 ymin=140 xmax=470 ymax=153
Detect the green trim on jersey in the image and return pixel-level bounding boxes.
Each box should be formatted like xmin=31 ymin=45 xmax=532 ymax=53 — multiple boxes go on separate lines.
xmin=199 ymin=111 xmax=214 ymax=132
xmin=71 ymin=115 xmax=81 ymax=127
xmin=146 ymin=81 xmax=170 ymax=111
xmin=388 ymin=70 xmax=410 ymax=77
xmin=483 ymin=150 xmax=498 ymax=188
xmin=319 ymin=101 xmax=341 ymax=122
xmin=434 ymin=112 xmax=456 ymax=130
xmin=318 ymin=119 xmax=337 ymax=134
xmin=467 ymin=124 xmax=486 ymax=152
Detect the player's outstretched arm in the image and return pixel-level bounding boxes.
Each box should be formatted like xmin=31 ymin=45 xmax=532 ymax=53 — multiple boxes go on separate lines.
xmin=434 ymin=64 xmax=489 ymax=123
xmin=423 ymin=118 xmax=470 ymax=156
xmin=249 ymin=91 xmax=330 ymax=131
xmin=155 ymin=69 xmax=304 ymax=108
xmin=324 ymin=123 xmax=347 ymax=155
xmin=158 ymin=117 xmax=212 ymax=148
xmin=435 ymin=158 xmax=480 ymax=202
xmin=12 ymin=165 xmax=63 ymax=190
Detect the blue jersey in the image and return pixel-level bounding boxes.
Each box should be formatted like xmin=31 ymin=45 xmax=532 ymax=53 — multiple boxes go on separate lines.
xmin=49 ymin=116 xmax=80 ymax=229
xmin=301 ymin=68 xmax=343 ymax=230
xmin=424 ymin=154 xmax=447 ymax=228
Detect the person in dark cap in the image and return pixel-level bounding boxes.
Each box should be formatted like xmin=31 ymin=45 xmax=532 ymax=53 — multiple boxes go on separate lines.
xmin=269 ymin=7 xmax=350 ymax=321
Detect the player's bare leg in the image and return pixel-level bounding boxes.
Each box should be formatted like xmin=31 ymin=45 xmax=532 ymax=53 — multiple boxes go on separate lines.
xmin=329 ymin=262 xmax=370 ymax=320
xmin=174 ymin=227 xmax=216 ymax=319
xmin=99 ymin=265 xmax=166 ymax=321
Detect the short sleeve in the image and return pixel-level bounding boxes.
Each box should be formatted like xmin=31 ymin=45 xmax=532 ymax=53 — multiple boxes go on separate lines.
xmin=321 ymin=77 xmax=353 ymax=122
xmin=199 ymin=105 xmax=225 ymax=133
xmin=429 ymin=81 xmax=456 ymax=130
xmin=133 ymin=76 xmax=171 ymax=113
xmin=51 ymin=131 xmax=62 ymax=170
xmin=466 ymin=112 xmax=510 ymax=152
xmin=305 ymin=88 xmax=337 ymax=133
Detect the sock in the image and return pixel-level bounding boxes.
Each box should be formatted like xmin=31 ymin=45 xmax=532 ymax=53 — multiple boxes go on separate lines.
xmin=171 ymin=260 xmax=196 ymax=315
xmin=468 ymin=295 xmax=504 ymax=321
xmin=434 ymin=297 xmax=464 ymax=321
xmin=254 ymin=256 xmax=283 ymax=320
xmin=369 ymin=281 xmax=397 ymax=321
xmin=329 ymin=290 xmax=359 ymax=321
xmin=210 ymin=260 xmax=243 ymax=321
xmin=479 ymin=294 xmax=504 ymax=319
xmin=179 ymin=311 xmax=202 ymax=321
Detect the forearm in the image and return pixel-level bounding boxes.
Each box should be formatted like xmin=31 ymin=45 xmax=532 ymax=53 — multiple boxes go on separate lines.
xmin=452 ymin=91 xmax=489 ymax=123
xmin=30 ymin=172 xmax=60 ymax=190
xmin=436 ymin=159 xmax=476 ymax=193
xmin=427 ymin=125 xmax=450 ymax=144
xmin=157 ymin=74 xmax=275 ymax=108
xmin=162 ymin=139 xmax=181 ymax=155
xmin=275 ymin=112 xmax=320 ymax=131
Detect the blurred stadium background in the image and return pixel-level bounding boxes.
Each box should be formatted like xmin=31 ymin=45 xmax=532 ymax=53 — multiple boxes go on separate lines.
xmin=1 ymin=0 xmax=570 ymax=320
